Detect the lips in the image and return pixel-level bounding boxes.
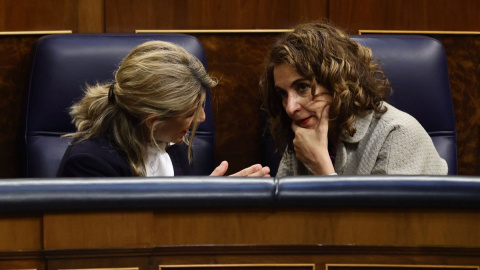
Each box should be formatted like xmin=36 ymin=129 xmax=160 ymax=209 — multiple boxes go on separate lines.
xmin=297 ymin=116 xmax=312 ymax=126
xmin=181 ymin=130 xmax=188 ymax=135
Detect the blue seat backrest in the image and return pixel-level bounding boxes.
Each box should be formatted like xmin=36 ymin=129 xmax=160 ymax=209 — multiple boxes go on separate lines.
xmin=21 ymin=34 xmax=215 ymax=177
xmin=263 ymin=35 xmax=457 ymax=175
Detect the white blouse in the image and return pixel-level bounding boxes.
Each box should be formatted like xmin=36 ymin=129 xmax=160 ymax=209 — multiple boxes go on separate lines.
xmin=144 ymin=143 xmax=174 ymax=177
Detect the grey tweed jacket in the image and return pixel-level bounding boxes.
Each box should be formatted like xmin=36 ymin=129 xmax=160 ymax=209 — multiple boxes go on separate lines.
xmin=276 ymin=102 xmax=448 ymax=176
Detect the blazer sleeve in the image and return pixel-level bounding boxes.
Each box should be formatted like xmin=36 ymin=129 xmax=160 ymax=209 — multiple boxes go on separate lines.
xmin=56 ymin=138 xmax=133 ymax=177
xmin=372 ymin=120 xmax=448 ymax=175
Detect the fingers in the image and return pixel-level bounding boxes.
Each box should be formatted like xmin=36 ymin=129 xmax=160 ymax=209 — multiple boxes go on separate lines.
xmin=211 ymin=162 xmax=271 ymax=177
xmin=291 ymin=120 xmax=299 ymax=132
xmin=317 ymin=105 xmax=330 ymax=134
xmin=247 ymin=166 xmax=271 ymax=177
xmin=230 ymin=164 xmax=271 ymax=177
xmin=210 ymin=160 xmax=228 ymax=176
xmin=230 ymin=164 xmax=261 ymax=177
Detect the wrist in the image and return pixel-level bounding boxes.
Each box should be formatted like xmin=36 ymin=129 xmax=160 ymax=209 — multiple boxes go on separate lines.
xmin=308 ymin=152 xmax=335 ymax=175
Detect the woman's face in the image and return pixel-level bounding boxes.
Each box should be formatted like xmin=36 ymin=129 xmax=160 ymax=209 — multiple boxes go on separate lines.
xmin=152 ymin=107 xmax=206 ymax=144
xmin=273 ymin=63 xmax=332 ymax=129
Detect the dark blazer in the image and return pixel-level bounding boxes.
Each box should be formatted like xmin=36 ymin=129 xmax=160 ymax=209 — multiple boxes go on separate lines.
xmin=57 ymin=136 xmax=189 ymax=177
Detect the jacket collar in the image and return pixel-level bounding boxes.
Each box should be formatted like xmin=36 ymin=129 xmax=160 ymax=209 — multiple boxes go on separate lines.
xmin=335 ymin=109 xmax=375 ymax=172
xmin=340 ymin=110 xmax=375 ymax=143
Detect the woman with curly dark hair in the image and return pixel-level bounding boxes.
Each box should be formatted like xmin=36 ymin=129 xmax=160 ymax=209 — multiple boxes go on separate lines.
xmin=261 ymin=21 xmax=447 ymax=176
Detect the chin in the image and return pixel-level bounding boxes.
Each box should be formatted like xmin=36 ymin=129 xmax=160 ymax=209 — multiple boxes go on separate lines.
xmin=172 ymin=137 xmax=184 ymax=144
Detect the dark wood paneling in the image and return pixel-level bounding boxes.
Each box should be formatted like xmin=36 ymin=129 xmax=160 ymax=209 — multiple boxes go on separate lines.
xmin=435 ymin=35 xmax=480 ymax=175
xmin=105 ymin=0 xmax=328 ymax=32
xmin=4 ymin=245 xmax=480 ymax=270
xmin=0 ymin=0 xmax=104 ymax=33
xmin=327 ymin=266 xmax=478 ymax=270
xmin=3 ymin=214 xmax=480 ymax=268
xmin=151 ymin=208 xmax=480 ymax=247
xmin=0 ymin=259 xmax=44 ymax=270
xmin=194 ymin=33 xmax=279 ymax=174
xmin=78 ymin=0 xmax=105 ymax=33
xmin=0 ymin=36 xmax=38 ymax=178
xmin=0 ymin=0 xmax=77 ymax=31
xmin=329 ymin=0 xmax=480 ymax=34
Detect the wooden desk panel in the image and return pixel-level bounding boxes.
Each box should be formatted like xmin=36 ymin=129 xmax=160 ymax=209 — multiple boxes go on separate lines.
xmin=0 ymin=214 xmax=42 ymax=251
xmin=151 ymin=208 xmax=480 ymax=247
xmin=1 ymin=208 xmax=480 ymax=270
xmin=43 ymin=211 xmax=154 ymax=250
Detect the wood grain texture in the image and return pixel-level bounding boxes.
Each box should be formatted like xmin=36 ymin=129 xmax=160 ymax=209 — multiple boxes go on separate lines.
xmin=329 ymin=0 xmax=480 ymax=34
xmin=0 ymin=0 xmax=77 ymax=31
xmin=0 ymin=36 xmax=38 ymax=178
xmin=0 ymin=259 xmax=44 ymax=270
xmin=47 ymin=257 xmax=148 ymax=270
xmin=105 ymin=0 xmax=328 ymax=32
xmin=152 ymin=208 xmax=480 ymax=247
xmin=0 ymin=214 xmax=42 ymax=251
xmin=43 ymin=211 xmax=155 ymax=250
xmin=4 ymin=245 xmax=480 ymax=270
xmin=195 ymin=33 xmax=280 ymax=174
xmin=78 ymin=0 xmax=104 ymax=33
xmin=0 ymin=0 xmax=104 ymax=33
xmin=433 ymin=35 xmax=480 ymax=175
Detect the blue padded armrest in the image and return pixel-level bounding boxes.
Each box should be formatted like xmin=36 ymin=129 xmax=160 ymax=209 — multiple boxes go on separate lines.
xmin=277 ymin=176 xmax=480 ymax=208
xmin=2 ymin=176 xmax=480 ymax=213
xmin=0 ymin=177 xmax=275 ymax=212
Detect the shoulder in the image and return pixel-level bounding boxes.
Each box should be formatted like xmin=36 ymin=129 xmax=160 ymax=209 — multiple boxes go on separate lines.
xmin=374 ymin=103 xmax=447 ymax=174
xmin=372 ymin=103 xmax=429 ymax=138
xmin=57 ymin=137 xmax=133 ymax=177
xmin=67 ymin=137 xmax=122 ymax=158
xmin=344 ymin=102 xmax=426 ymax=144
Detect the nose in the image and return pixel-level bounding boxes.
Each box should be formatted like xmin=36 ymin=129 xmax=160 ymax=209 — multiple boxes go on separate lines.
xmin=198 ymin=108 xmax=206 ymax=123
xmin=284 ymin=93 xmax=301 ymax=117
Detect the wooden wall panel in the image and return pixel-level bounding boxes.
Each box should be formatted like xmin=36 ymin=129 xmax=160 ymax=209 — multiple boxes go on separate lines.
xmin=0 ymin=36 xmax=38 ymax=178
xmin=78 ymin=0 xmax=105 ymax=33
xmin=105 ymin=0 xmax=328 ymax=32
xmin=0 ymin=0 xmax=104 ymax=33
xmin=0 ymin=0 xmax=77 ymax=32
xmin=435 ymin=35 xmax=480 ymax=175
xmin=151 ymin=209 xmax=480 ymax=247
xmin=4 ymin=210 xmax=480 ymax=268
xmin=329 ymin=0 xmax=480 ymax=34
xmin=194 ymin=33 xmax=280 ymax=174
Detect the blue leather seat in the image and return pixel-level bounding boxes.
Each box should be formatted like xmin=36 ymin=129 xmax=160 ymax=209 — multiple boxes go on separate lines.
xmin=21 ymin=34 xmax=216 ymax=177
xmin=263 ymin=35 xmax=457 ymax=175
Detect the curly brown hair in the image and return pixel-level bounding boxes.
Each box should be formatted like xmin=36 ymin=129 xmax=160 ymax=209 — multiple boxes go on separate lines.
xmin=260 ymin=21 xmax=392 ymax=154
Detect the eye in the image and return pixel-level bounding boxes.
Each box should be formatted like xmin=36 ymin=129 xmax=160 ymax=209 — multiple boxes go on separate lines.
xmin=185 ymin=110 xmax=196 ymax=118
xmin=297 ymin=82 xmax=311 ymax=92
xmin=275 ymin=87 xmax=287 ymax=99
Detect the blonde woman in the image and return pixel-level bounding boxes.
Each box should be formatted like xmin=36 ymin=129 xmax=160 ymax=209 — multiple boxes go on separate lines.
xmin=261 ymin=21 xmax=447 ymax=176
xmin=57 ymin=40 xmax=270 ymax=177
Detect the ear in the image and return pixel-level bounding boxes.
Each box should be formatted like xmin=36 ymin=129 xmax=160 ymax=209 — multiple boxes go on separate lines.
xmin=145 ymin=113 xmax=158 ymax=132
